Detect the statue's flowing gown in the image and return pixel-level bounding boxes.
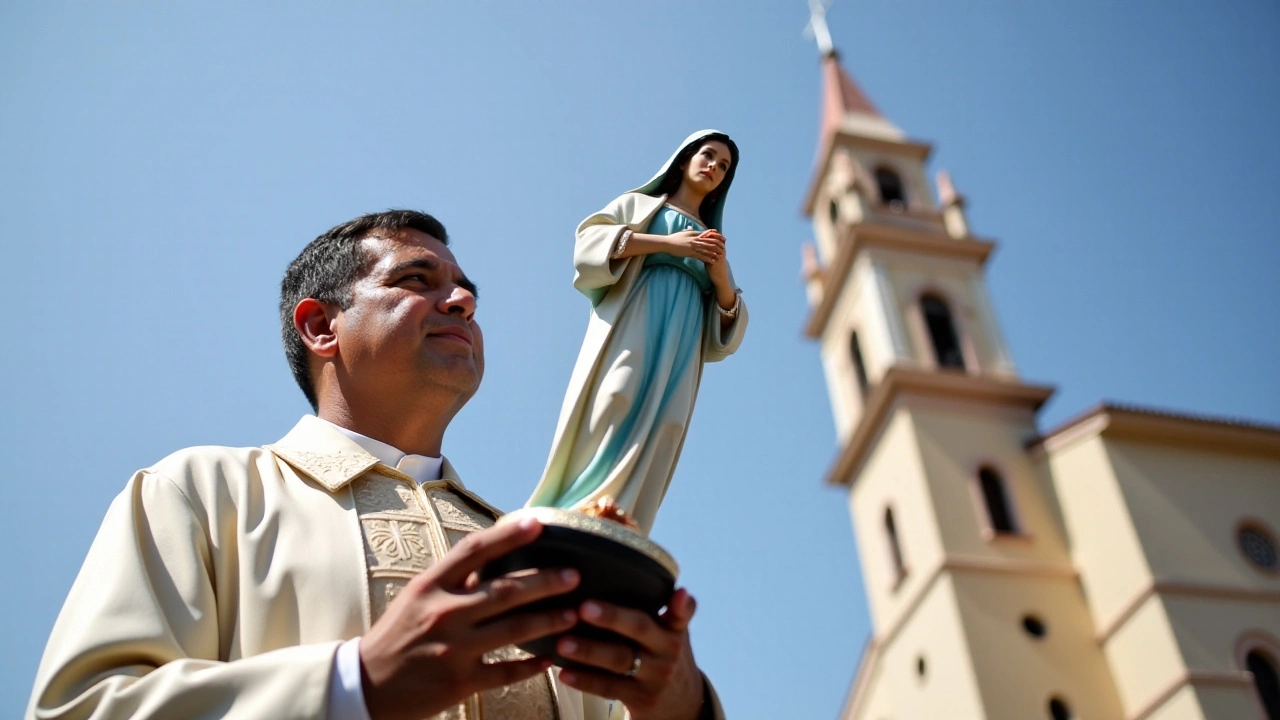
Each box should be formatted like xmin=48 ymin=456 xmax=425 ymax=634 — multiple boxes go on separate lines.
xmin=528 ymin=205 xmax=723 ymax=535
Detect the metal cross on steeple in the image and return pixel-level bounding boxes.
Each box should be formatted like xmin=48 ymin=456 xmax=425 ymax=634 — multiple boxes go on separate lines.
xmin=804 ymin=0 xmax=835 ymax=56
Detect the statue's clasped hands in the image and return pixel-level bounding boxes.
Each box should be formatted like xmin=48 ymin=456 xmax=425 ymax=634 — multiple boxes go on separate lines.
xmin=701 ymin=230 xmax=735 ymax=285
xmin=668 ymin=229 xmax=726 ymax=264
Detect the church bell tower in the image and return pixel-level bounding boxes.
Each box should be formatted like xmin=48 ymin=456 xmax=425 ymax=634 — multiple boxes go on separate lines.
xmin=800 ymin=29 xmax=1129 ymax=720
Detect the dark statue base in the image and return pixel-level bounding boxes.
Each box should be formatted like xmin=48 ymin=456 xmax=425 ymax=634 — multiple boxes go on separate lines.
xmin=480 ymin=506 xmax=678 ymax=669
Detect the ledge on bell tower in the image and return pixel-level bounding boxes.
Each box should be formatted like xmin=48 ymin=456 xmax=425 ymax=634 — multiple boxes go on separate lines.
xmin=825 ymin=367 xmax=1055 ymax=486
xmin=803 ymin=221 xmax=998 ymax=340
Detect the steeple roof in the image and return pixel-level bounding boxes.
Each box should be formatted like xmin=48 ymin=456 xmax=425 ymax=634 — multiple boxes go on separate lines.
xmin=814 ymin=49 xmax=904 ymax=151
xmin=803 ymin=48 xmax=919 ymax=215
xmin=819 ymin=50 xmax=882 ymax=141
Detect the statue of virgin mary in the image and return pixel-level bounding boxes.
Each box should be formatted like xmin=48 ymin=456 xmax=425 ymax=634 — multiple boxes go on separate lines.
xmin=527 ymin=130 xmax=748 ymax=535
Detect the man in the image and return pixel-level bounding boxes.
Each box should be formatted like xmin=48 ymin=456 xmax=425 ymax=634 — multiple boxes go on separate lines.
xmin=28 ymin=211 xmax=722 ymax=720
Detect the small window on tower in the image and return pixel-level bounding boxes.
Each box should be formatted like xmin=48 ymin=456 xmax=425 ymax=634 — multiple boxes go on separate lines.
xmin=850 ymin=331 xmax=870 ymax=398
xmin=875 ymin=167 xmax=906 ymax=210
xmin=828 ymin=197 xmax=840 ymax=227
xmin=979 ymin=467 xmax=1018 ymax=535
xmin=885 ymin=506 xmax=907 ymax=585
xmin=1022 ymin=615 xmax=1048 ymax=639
xmin=920 ymin=294 xmax=966 ymax=370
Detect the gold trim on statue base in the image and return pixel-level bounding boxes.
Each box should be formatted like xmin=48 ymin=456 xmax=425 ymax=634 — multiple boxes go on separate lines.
xmin=498 ymin=506 xmax=679 ymax=579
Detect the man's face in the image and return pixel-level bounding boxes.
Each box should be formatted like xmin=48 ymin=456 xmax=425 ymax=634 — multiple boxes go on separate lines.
xmin=334 ymin=229 xmax=484 ymax=409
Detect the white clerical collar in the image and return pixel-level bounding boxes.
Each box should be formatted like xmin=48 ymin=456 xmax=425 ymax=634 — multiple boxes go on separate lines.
xmin=316 ymin=416 xmax=443 ymax=485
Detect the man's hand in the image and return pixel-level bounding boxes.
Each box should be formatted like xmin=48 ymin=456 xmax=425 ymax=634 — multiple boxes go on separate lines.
xmin=359 ymin=518 xmax=581 ymax=720
xmin=556 ymin=589 xmax=707 ymax=720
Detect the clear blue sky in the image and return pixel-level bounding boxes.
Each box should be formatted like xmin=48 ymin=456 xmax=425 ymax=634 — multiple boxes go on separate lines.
xmin=2 ymin=2 xmax=1277 ymax=718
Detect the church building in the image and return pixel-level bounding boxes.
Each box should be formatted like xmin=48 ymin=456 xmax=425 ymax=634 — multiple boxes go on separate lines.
xmin=798 ymin=35 xmax=1280 ymax=720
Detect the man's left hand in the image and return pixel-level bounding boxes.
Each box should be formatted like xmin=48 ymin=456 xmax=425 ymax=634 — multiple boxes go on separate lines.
xmin=556 ymin=588 xmax=707 ymax=720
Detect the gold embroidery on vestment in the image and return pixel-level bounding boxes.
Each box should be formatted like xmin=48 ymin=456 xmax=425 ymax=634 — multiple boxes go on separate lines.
xmin=351 ymin=471 xmax=558 ymax=720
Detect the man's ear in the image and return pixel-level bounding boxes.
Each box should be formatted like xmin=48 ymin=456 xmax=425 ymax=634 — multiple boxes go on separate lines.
xmin=293 ymin=298 xmax=340 ymax=359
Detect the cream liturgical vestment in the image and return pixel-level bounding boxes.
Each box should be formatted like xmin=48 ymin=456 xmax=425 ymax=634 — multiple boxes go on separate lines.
xmin=28 ymin=417 xmax=725 ymax=720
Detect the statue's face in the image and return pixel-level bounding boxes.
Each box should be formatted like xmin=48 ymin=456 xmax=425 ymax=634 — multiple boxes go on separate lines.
xmin=679 ymin=140 xmax=732 ymax=196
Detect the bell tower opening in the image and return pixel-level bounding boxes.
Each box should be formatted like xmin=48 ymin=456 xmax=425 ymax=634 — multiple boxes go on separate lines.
xmin=920 ymin=293 xmax=965 ymax=370
xmin=884 ymin=506 xmax=907 ymax=583
xmin=1246 ymin=649 xmax=1280 ymax=720
xmin=874 ymin=166 xmax=906 ymax=210
xmin=978 ymin=466 xmax=1018 ymax=535
xmin=850 ymin=330 xmax=870 ymax=398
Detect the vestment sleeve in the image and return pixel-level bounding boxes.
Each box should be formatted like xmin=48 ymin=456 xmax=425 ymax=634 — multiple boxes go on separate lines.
xmin=573 ymin=194 xmax=638 ymax=306
xmin=329 ymin=638 xmax=373 ymax=720
xmin=27 ymin=471 xmax=337 ymax=720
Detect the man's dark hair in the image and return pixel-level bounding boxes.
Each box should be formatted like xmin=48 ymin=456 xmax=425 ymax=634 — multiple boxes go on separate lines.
xmin=279 ymin=210 xmax=449 ymax=410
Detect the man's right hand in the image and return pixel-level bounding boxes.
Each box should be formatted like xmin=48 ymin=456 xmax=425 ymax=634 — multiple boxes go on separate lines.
xmin=358 ymin=518 xmax=580 ymax=720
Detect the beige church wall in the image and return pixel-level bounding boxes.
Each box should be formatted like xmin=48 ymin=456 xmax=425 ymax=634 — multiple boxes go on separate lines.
xmin=872 ymin=251 xmax=1006 ymax=377
xmin=1144 ymin=685 xmax=1207 ymax=720
xmin=908 ymin=397 xmax=1071 ymax=564
xmin=965 ymin=278 xmax=1018 ymax=380
xmin=1028 ymin=460 xmax=1074 ymax=558
xmin=951 ymin=572 xmax=1126 ymax=720
xmin=838 ymin=115 xmax=907 ymax=144
xmin=895 ymin=270 xmax=991 ymax=376
xmin=820 ymin=266 xmax=870 ymax=440
xmin=849 ymin=404 xmax=944 ymax=630
xmin=820 ymin=254 xmax=907 ymax=440
xmin=847 ymin=254 xmax=901 ymax=385
xmin=821 ymin=346 xmax=859 ymax=441
xmin=1160 ymin=592 xmax=1280 ymax=676
xmin=1103 ymin=596 xmax=1188 ymax=717
xmin=1104 ymin=437 xmax=1280 ymax=590
xmin=843 ymin=146 xmax=935 ymax=213
xmin=814 ymin=186 xmax=843 ymax=263
xmin=1041 ymin=435 xmax=1154 ymax=626
xmin=872 ymin=574 xmax=988 ymax=719
xmin=848 ymin=662 xmax=893 ymax=720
